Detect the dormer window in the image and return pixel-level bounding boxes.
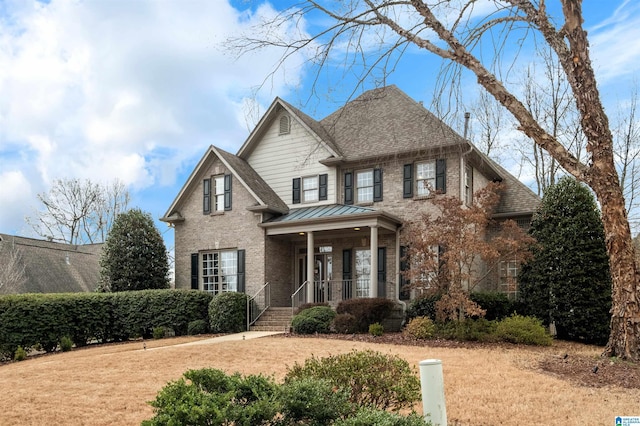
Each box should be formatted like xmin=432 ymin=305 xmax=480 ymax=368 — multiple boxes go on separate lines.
xmin=279 ymin=114 xmax=291 ymax=135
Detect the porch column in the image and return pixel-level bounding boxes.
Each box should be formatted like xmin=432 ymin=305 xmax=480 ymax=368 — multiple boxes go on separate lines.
xmin=306 ymin=231 xmax=315 ymax=302
xmin=370 ymin=225 xmax=378 ymax=298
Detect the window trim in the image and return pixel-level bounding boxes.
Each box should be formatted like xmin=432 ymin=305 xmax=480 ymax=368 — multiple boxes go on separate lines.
xmin=415 ymin=161 xmax=436 ymax=197
xmin=213 ymin=175 xmax=225 ymax=212
xmin=302 ymin=175 xmax=319 ymax=203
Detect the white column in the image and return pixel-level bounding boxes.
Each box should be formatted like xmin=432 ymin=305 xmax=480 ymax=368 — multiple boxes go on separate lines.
xmin=306 ymin=231 xmax=315 ymax=302
xmin=370 ymin=225 xmax=378 ymax=298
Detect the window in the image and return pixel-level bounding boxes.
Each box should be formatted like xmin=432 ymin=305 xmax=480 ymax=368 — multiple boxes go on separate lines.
xmin=354 ymin=249 xmax=371 ymax=298
xmin=464 ymin=165 xmax=473 ymax=206
xmin=279 ymin=115 xmax=290 ymax=135
xmin=302 ymin=176 xmax=319 ymax=202
xmin=499 ymin=260 xmax=518 ymax=298
xmin=202 ymin=250 xmax=238 ymax=295
xmin=416 ymin=161 xmax=436 ymax=196
xmin=213 ymin=175 xmax=225 ymax=212
xmin=356 ymin=170 xmax=374 ymax=203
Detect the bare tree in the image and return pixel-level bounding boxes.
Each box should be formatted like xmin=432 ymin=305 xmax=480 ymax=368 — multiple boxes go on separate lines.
xmin=469 ymin=90 xmax=506 ymax=160
xmin=233 ymin=1 xmax=640 ymax=360
xmin=0 ymin=237 xmax=27 ymax=293
xmin=27 ymin=178 xmax=130 ymax=245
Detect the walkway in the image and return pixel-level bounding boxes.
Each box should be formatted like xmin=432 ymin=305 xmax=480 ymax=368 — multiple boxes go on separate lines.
xmin=142 ymin=331 xmax=285 ymax=351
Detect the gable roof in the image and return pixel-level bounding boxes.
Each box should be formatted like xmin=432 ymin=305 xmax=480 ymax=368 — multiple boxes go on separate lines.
xmin=237 ymin=97 xmax=342 ymax=160
xmin=0 ymin=234 xmax=102 ymax=294
xmin=162 ymin=145 xmax=288 ymax=222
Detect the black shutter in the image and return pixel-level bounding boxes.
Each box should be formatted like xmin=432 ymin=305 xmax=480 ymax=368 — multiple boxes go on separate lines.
xmin=319 ymin=174 xmax=328 ymax=201
xmin=237 ymin=249 xmax=245 ymax=293
xmin=292 ymin=178 xmax=301 ymax=204
xmin=403 ymin=164 xmax=413 ymax=198
xmin=203 ymin=179 xmax=211 ymax=214
xmin=373 ymin=168 xmax=383 ymax=202
xmin=342 ymin=249 xmax=352 ymax=280
xmin=436 ymin=159 xmax=446 ymax=193
xmin=224 ymin=174 xmax=232 ymax=211
xmin=344 ymin=172 xmax=353 ymax=205
xmin=191 ymin=253 xmax=199 ymax=290
xmin=399 ymin=246 xmax=410 ymax=300
xmin=377 ymin=247 xmax=386 ymax=297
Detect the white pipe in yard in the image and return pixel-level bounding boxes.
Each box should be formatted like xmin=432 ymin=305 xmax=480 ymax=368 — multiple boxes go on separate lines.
xmin=419 ymin=359 xmax=447 ymax=426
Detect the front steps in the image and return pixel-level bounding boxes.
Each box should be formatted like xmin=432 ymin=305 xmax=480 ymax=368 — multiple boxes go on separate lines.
xmin=249 ymin=307 xmax=293 ymax=332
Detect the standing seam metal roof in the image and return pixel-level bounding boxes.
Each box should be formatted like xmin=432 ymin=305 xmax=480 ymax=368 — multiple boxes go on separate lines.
xmin=265 ymin=204 xmax=378 ymax=223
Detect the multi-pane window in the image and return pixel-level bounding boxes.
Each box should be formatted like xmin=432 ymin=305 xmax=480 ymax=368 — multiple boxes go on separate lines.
xmin=213 ymin=176 xmax=225 ymax=212
xmin=356 ymin=170 xmax=373 ymax=203
xmin=464 ymin=165 xmax=473 ymax=206
xmin=302 ymin=176 xmax=319 ymax=202
xmin=354 ymin=249 xmax=371 ymax=297
xmin=416 ymin=162 xmax=436 ymax=196
xmin=202 ymin=251 xmax=238 ymax=294
xmin=499 ymin=260 xmax=518 ymax=298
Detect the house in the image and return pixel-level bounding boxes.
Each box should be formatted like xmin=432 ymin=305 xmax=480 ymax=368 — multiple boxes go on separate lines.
xmin=161 ymin=85 xmax=539 ymax=310
xmin=0 ymin=233 xmax=103 ymax=294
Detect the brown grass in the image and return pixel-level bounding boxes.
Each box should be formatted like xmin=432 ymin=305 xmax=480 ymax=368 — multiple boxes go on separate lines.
xmin=1 ymin=335 xmax=638 ymax=425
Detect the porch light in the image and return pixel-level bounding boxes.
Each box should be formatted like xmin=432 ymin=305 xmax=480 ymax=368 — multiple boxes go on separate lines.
xmin=354 ymin=227 xmax=361 ymax=231
xmin=299 ymin=232 xmax=305 ymax=235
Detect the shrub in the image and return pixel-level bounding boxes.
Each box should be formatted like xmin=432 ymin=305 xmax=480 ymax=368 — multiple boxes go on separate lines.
xmin=404 ymin=316 xmax=435 ymax=340
xmin=335 ymin=408 xmax=431 ymax=426
xmin=60 ymin=336 xmax=73 ymax=352
xmin=291 ymin=306 xmax=336 ymax=334
xmin=369 ymin=322 xmax=384 ymax=336
xmin=152 ymin=327 xmax=165 ymax=340
xmin=434 ymin=318 xmax=498 ymax=342
xmin=187 ymin=319 xmax=209 ymax=336
xmin=285 ymin=350 xmax=421 ymax=411
xmin=14 ymin=346 xmax=27 ymax=361
xmin=279 ymin=378 xmax=353 ymax=424
xmin=336 ymin=298 xmax=396 ymax=333
xmin=208 ymin=292 xmax=249 ymax=333
xmin=495 ymin=314 xmax=553 ymax=346
xmin=143 ymin=368 xmax=279 ymax=426
xmin=294 ymin=302 xmax=329 ymax=315
xmin=406 ymin=294 xmax=441 ymax=321
xmin=332 ymin=313 xmax=358 ymax=334
xmin=470 ymin=291 xmax=515 ymax=320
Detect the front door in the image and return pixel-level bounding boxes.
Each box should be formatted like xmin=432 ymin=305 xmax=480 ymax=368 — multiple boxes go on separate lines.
xmin=296 ymin=250 xmax=332 ymax=303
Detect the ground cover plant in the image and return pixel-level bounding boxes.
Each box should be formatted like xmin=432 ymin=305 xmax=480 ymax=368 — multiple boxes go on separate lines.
xmin=0 ymin=334 xmax=638 ymax=425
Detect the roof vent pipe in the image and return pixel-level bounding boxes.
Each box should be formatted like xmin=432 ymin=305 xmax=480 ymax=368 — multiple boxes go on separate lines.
xmin=463 ymin=112 xmax=471 ymax=140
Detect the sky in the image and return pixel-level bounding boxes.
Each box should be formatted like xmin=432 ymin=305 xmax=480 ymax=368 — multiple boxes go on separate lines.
xmin=2 ymin=0 xmax=640 ymax=254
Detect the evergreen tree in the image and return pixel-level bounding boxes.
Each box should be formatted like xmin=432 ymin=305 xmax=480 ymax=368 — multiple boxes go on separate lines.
xmin=99 ymin=208 xmax=169 ymax=292
xmin=519 ymin=177 xmax=611 ymax=345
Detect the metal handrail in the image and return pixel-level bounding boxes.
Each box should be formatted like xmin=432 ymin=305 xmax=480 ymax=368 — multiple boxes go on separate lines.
xmin=247 ymin=282 xmax=270 ymax=329
xmin=291 ymin=280 xmax=309 ymax=315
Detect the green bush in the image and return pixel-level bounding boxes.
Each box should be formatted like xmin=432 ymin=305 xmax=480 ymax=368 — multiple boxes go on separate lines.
xmin=332 ymin=313 xmax=358 ymax=334
xmin=187 ymin=319 xmax=209 ymax=335
xmin=495 ymin=314 xmax=553 ymax=346
xmin=208 ymin=292 xmax=249 ymax=333
xmin=60 ymin=336 xmax=73 ymax=352
xmin=404 ymin=316 xmax=435 ymax=340
xmin=285 ymin=350 xmax=421 ymax=411
xmin=143 ymin=368 xmax=279 ymax=426
xmin=279 ymin=378 xmax=353 ymax=424
xmin=369 ymin=322 xmax=384 ymax=336
xmin=334 ymin=408 xmax=431 ymax=426
xmin=13 ymin=346 xmax=27 ymax=361
xmin=470 ymin=291 xmax=515 ymax=320
xmin=406 ymin=294 xmax=441 ymax=321
xmin=152 ymin=327 xmax=165 ymax=340
xmin=336 ymin=298 xmax=396 ymax=333
xmin=294 ymin=302 xmax=329 ymax=315
xmin=291 ymin=306 xmax=336 ymax=334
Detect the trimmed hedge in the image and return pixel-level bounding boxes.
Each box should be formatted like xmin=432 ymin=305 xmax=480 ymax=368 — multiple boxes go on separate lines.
xmin=0 ymin=290 xmax=213 ymax=358
xmin=292 ymin=306 xmax=336 ymax=334
xmin=208 ymin=292 xmax=249 ymax=333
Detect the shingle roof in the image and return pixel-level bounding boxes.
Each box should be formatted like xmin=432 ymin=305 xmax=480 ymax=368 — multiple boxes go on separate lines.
xmin=215 ymin=147 xmax=289 ymax=214
xmin=0 ymin=234 xmax=102 ymax=294
xmin=486 ymin=157 xmax=541 ymax=215
xmin=320 ymin=85 xmax=467 ymax=160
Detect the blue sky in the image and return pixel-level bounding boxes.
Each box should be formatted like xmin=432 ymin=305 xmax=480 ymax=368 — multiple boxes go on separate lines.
xmin=1 ymin=0 xmax=640 ymax=254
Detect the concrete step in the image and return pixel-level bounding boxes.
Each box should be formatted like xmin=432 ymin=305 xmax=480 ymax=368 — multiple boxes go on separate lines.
xmin=249 ymin=307 xmax=293 ymax=332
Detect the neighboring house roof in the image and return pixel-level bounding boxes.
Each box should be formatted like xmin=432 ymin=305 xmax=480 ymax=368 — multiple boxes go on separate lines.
xmin=0 ymin=233 xmax=102 ymax=294
xmin=162 ymin=145 xmax=288 ymax=222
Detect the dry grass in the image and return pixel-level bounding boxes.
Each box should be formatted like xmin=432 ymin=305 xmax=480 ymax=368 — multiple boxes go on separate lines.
xmin=1 ymin=335 xmax=638 ymax=425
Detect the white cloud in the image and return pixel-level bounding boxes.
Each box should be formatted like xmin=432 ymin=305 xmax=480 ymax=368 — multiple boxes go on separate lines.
xmin=0 ymin=0 xmax=309 ymax=234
